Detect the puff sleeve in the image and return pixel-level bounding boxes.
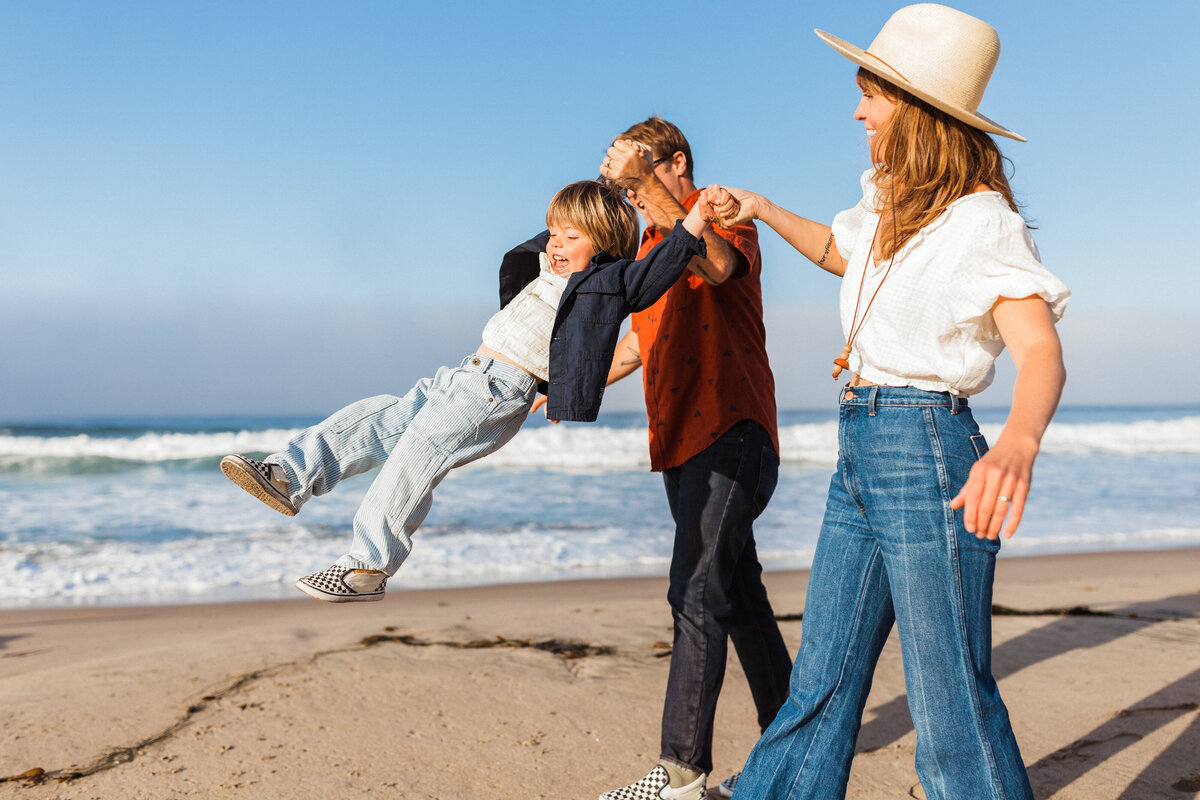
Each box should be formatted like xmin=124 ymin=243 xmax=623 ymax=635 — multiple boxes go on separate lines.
xmin=948 ymin=204 xmax=1071 ymax=341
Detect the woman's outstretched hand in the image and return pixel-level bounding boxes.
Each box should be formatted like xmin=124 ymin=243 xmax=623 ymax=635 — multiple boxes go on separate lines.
xmin=703 ymin=186 xmax=763 ymax=229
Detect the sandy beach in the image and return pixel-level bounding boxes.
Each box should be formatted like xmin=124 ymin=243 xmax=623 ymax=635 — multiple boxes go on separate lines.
xmin=2 ymin=548 xmax=1198 ymax=799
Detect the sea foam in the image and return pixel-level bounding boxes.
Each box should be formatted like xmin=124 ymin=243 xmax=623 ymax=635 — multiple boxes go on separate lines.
xmin=3 ymin=408 xmax=1198 ymax=608
xmin=3 ymin=415 xmax=1197 ymax=476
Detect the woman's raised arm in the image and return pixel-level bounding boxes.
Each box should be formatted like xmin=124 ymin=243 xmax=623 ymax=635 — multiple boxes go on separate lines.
xmin=706 ymin=186 xmax=847 ymax=276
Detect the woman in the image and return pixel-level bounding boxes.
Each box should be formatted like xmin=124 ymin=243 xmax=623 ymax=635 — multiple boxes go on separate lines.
xmin=713 ymin=5 xmax=1069 ymax=799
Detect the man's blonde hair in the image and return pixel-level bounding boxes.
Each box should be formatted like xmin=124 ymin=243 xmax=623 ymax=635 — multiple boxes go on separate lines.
xmin=546 ymin=180 xmax=639 ymax=260
xmin=619 ymin=116 xmax=693 ymax=181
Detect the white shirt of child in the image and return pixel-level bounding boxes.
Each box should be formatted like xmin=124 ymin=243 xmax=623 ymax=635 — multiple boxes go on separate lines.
xmin=830 ymin=169 xmax=1071 ymax=396
xmin=481 ymin=252 xmax=569 ymax=382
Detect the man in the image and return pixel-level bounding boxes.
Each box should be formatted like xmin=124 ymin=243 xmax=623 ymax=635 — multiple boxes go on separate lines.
xmin=597 ymin=118 xmax=792 ymax=800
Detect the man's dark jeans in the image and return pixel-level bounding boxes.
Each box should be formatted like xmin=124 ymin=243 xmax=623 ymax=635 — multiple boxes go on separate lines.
xmin=659 ymin=419 xmax=794 ymax=774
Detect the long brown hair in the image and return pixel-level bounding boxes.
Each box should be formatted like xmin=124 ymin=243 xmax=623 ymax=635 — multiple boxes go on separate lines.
xmin=858 ymin=68 xmax=1021 ymax=261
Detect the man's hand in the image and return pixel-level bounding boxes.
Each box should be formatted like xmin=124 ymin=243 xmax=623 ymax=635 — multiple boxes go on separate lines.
xmin=601 ymin=139 xmax=655 ymax=188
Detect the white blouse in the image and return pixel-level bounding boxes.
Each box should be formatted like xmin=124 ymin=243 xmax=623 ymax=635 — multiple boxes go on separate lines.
xmin=830 ymin=169 xmax=1071 ymax=396
xmin=481 ymin=252 xmax=569 ymax=381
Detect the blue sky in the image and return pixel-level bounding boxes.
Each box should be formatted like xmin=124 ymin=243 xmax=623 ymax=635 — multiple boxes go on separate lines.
xmin=1 ymin=0 xmax=1196 ymax=419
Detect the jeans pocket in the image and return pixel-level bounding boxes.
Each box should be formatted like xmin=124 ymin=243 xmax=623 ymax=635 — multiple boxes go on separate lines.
xmin=330 ymin=395 xmax=400 ymax=434
xmin=458 ymin=369 xmax=498 ymax=415
xmin=753 ymin=445 xmax=779 ymax=515
xmin=484 ymin=374 xmax=528 ymax=419
xmin=969 ymin=433 xmax=990 ymax=461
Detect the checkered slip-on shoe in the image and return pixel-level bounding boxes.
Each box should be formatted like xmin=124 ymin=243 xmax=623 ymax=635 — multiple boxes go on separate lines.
xmin=220 ymin=454 xmax=298 ymax=516
xmin=295 ymin=565 xmax=387 ymax=603
xmin=599 ymin=765 xmax=707 ymax=800
xmin=708 ymin=772 xmax=739 ymax=799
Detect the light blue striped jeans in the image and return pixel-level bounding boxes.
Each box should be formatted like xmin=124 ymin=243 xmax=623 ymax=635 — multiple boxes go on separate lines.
xmin=269 ymin=355 xmax=538 ymax=574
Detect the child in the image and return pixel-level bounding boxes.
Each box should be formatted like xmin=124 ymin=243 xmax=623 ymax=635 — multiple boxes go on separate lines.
xmin=222 ymin=178 xmax=715 ymax=602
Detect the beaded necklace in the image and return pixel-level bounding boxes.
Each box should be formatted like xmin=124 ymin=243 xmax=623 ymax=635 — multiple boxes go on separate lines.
xmin=832 ymin=207 xmax=899 ymax=379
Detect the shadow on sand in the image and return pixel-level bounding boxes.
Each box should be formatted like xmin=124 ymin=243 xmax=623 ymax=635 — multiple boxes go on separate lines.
xmin=850 ymin=592 xmax=1200 ymax=797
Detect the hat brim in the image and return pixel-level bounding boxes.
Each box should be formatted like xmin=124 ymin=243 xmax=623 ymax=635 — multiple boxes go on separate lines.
xmin=815 ymin=29 xmax=1025 ymax=142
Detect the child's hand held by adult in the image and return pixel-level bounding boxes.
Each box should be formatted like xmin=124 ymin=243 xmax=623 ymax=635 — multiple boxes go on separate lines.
xmin=694 ymin=185 xmax=723 ymax=223
xmin=682 ymin=188 xmax=716 ymax=239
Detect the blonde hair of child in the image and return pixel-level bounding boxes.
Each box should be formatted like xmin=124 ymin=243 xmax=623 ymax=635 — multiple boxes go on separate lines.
xmin=546 ymin=180 xmax=640 ymax=261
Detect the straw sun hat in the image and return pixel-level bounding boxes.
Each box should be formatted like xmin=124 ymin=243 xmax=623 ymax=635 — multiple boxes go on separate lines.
xmin=816 ymin=3 xmax=1024 ymax=142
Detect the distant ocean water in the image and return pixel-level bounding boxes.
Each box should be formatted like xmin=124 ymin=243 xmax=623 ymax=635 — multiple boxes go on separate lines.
xmin=2 ymin=405 xmax=1198 ymax=609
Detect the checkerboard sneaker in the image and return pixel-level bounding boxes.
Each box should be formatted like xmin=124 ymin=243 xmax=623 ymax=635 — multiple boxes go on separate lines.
xmin=220 ymin=454 xmax=298 ymax=516
xmin=296 ymin=565 xmax=387 ymax=603
xmin=708 ymin=771 xmax=740 ymax=799
xmin=599 ymin=765 xmax=706 ymax=800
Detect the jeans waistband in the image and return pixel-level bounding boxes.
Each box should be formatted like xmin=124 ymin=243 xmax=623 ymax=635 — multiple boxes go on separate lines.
xmin=839 ymin=384 xmax=967 ymax=415
xmin=463 ymin=353 xmax=538 ymax=392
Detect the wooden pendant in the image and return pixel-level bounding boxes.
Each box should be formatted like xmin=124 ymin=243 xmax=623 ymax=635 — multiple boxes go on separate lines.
xmin=832 ymin=344 xmax=851 ymax=379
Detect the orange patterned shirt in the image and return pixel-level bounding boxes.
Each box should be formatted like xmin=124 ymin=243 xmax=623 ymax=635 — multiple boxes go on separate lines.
xmin=631 ymin=190 xmax=779 ymax=471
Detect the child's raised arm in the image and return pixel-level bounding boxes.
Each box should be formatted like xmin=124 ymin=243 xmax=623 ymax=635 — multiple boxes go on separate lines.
xmin=682 ymin=186 xmax=722 ymax=240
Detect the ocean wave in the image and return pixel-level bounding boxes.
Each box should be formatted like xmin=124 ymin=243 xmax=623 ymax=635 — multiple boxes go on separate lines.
xmin=0 ymin=429 xmax=305 ymax=474
xmin=0 ymin=522 xmax=681 ymax=607
xmin=1037 ymin=416 xmax=1200 ymax=455
xmin=4 ymin=521 xmax=1198 ymax=608
xmin=2 ymin=415 xmax=1198 ymax=476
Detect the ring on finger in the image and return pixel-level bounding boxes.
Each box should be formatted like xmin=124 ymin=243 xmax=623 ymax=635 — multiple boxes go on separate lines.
xmin=997 ymin=495 xmax=1010 ymax=503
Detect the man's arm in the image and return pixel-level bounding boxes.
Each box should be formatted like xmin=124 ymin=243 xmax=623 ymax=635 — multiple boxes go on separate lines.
xmin=606 ymin=329 xmax=642 ymax=385
xmin=604 ymin=140 xmax=747 ymax=286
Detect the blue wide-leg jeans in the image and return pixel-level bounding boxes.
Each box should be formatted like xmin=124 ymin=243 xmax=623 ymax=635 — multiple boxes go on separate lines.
xmin=734 ymin=386 xmax=1033 ymax=800
xmin=268 ymin=355 xmax=537 ymax=574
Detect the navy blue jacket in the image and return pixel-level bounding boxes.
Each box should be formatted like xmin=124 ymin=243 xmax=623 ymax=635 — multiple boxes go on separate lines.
xmin=498 ymin=221 xmax=705 ymax=422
